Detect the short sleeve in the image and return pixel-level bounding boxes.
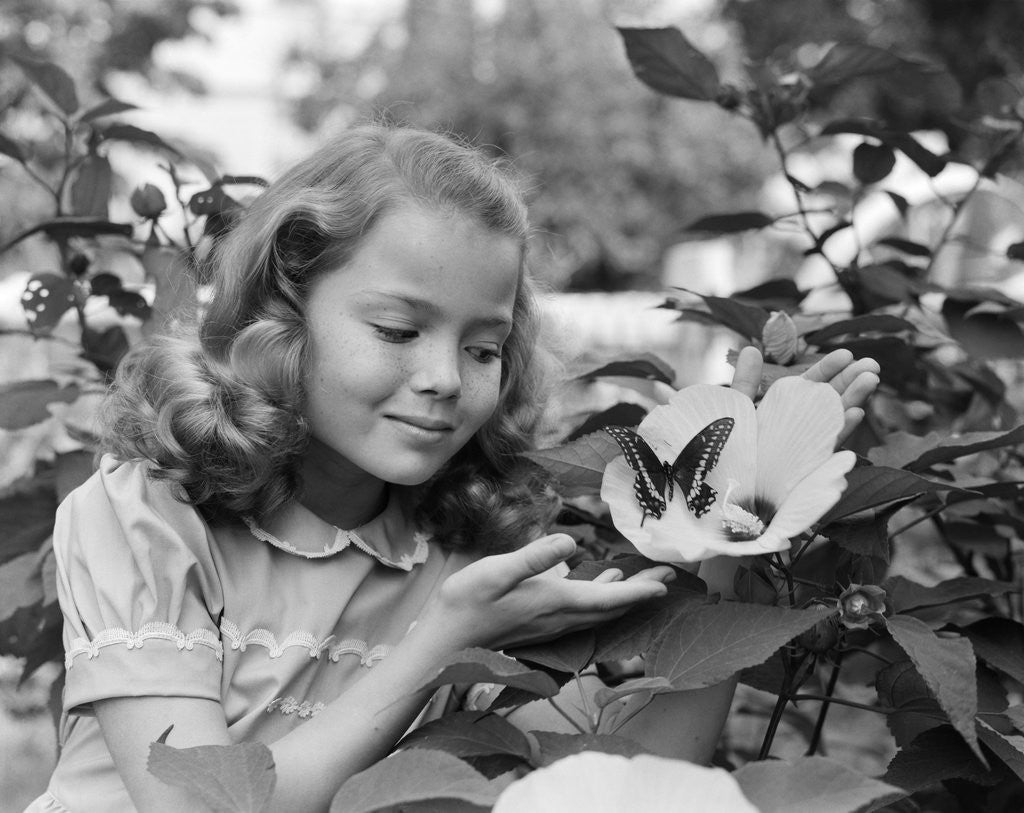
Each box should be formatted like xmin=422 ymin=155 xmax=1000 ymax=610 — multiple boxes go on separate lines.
xmin=54 ymin=456 xmax=225 ymax=714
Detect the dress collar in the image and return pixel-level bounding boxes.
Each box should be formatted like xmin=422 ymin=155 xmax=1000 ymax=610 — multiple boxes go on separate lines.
xmin=242 ymin=490 xmax=430 ymax=570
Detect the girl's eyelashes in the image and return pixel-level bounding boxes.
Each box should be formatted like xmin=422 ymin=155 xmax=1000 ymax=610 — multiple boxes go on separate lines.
xmin=373 ymin=325 xmax=418 ymax=343
xmin=467 ymin=346 xmax=502 ymax=364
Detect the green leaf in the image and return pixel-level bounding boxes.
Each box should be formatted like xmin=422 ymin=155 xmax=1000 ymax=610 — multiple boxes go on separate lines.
xmin=577 ymin=354 xmax=676 ymax=386
xmin=820 ymin=119 xmax=946 ymax=176
xmin=522 ymin=432 xmax=622 ymax=497
xmin=0 ymin=379 xmax=80 ymax=430
xmin=734 ymin=756 xmax=905 ymax=813
xmin=398 ymin=711 xmax=532 ymax=762
xmin=20 ymin=274 xmax=78 ymax=336
xmin=802 ymin=314 xmax=916 ymax=345
xmin=943 ymin=295 xmax=1024 ymax=359
xmin=959 ymin=618 xmax=1024 ymax=685
xmin=616 ymin=27 xmax=720 ymax=101
xmin=566 ymin=403 xmax=648 ymax=442
xmin=1006 ymin=705 xmax=1024 ymax=734
xmin=506 ymin=629 xmax=595 ymax=674
xmin=976 ymin=720 xmax=1024 ymax=782
xmin=669 ymin=288 xmax=770 ymax=340
xmin=884 ymin=575 xmax=1016 ymax=614
xmin=877 ymin=236 xmax=932 ymax=257
xmin=884 ymin=726 xmax=990 ymax=792
xmin=683 ymin=211 xmax=775 ymax=234
xmin=69 ymin=154 xmax=112 ymax=218
xmin=818 ymin=465 xmax=967 ymax=525
xmin=647 ymin=602 xmax=836 ymax=690
xmin=0 ymin=481 xmax=57 ymax=567
xmin=416 ymin=648 xmax=560 ymax=699
xmin=531 ymin=731 xmax=646 ymax=765
xmin=885 ymin=615 xmax=981 ymax=759
xmin=730 ymin=278 xmax=807 ymax=310
xmin=330 ymin=749 xmax=500 ymax=813
xmin=903 ymin=424 xmax=1024 ymax=473
xmin=0 ymin=132 xmax=27 ymax=164
xmin=853 ymin=142 xmax=896 ymax=184
xmin=0 ymin=218 xmax=134 ymax=253
xmin=592 ymin=579 xmax=707 ymax=662
xmin=77 ymin=97 xmax=138 ymax=124
xmin=806 ymin=44 xmax=909 ymax=88
xmin=147 ymin=739 xmax=276 ymax=812
xmin=98 ymin=123 xmax=183 ymax=156
xmin=0 ymin=549 xmax=46 ymax=624
xmin=822 ymin=501 xmax=903 ymax=562
xmin=592 ymin=676 xmax=675 ymax=708
xmin=10 ymin=54 xmax=79 ymax=115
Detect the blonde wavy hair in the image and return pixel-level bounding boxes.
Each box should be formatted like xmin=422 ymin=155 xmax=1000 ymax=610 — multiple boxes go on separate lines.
xmin=103 ymin=123 xmax=557 ymax=552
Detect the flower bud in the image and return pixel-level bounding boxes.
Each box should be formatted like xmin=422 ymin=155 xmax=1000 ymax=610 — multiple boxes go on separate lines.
xmin=761 ymin=310 xmax=799 ymax=365
xmin=838 ymin=583 xmax=886 ymax=630
xmin=130 ymin=183 xmax=167 ymax=219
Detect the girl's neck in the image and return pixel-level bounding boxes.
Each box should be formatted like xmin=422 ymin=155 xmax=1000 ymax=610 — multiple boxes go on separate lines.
xmin=297 ymin=437 xmax=389 ymax=529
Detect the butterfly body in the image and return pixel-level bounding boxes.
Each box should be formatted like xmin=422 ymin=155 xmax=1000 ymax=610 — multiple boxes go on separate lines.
xmin=606 ymin=418 xmax=734 ymax=522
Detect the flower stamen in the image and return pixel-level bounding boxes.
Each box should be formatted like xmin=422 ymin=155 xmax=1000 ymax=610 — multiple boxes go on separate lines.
xmin=719 ymin=479 xmax=767 ymax=539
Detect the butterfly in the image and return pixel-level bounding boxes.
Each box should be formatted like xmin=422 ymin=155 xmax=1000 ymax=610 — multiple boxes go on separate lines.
xmin=605 ymin=418 xmax=734 ymax=522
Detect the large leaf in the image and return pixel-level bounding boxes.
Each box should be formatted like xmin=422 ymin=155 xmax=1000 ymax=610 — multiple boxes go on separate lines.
xmin=398 ymin=711 xmax=532 ymax=762
xmin=669 ymin=288 xmax=770 ymax=340
xmin=506 ymin=629 xmax=595 ymax=674
xmin=646 ymin=602 xmax=836 ymax=690
xmin=884 ymin=725 xmax=991 ymax=792
xmin=77 ymin=97 xmax=138 ymax=124
xmin=330 ymin=749 xmax=501 ymax=813
xmin=99 ymin=123 xmax=183 ymax=156
xmin=822 ymin=501 xmax=904 ymax=562
xmin=566 ymin=403 xmax=648 ymax=442
xmin=0 ymin=549 xmax=46 ymax=623
xmin=885 ymin=615 xmax=981 ymax=758
xmin=818 ymin=465 xmax=967 ymax=525
xmin=0 ymin=132 xmax=27 ymax=164
xmin=577 ymin=355 xmax=676 ymax=386
xmin=70 ymin=154 xmax=112 ymax=218
xmin=530 ymin=731 xmax=646 ymax=765
xmin=903 ymin=425 xmax=1024 ymax=473
xmin=0 ymin=482 xmax=57 ymax=567
xmin=802 ymin=314 xmax=916 ymax=346
xmin=976 ymin=720 xmax=1024 ymax=782
xmin=616 ymin=27 xmax=720 ymax=101
xmin=148 ymin=738 xmax=275 ymax=813
xmin=959 ymin=618 xmax=1024 ymax=685
xmin=522 ymin=432 xmax=622 ymax=497
xmin=416 ymin=648 xmax=560 ymax=700
xmin=806 ymin=43 xmax=909 ymax=88
xmin=683 ymin=212 xmax=775 ymax=234
xmin=943 ymin=296 xmax=1024 ymax=358
xmin=884 ymin=575 xmax=1016 ymax=614
xmin=10 ymin=54 xmax=79 ymax=115
xmin=734 ymin=756 xmax=905 ymax=813
xmin=0 ymin=379 xmax=80 ymax=430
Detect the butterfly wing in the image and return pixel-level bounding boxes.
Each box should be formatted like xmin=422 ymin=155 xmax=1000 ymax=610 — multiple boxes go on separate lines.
xmin=605 ymin=425 xmax=669 ymax=520
xmin=671 ymin=417 xmax=735 ymax=517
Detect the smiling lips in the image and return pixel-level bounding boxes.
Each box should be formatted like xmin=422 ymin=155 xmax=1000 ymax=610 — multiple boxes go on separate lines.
xmin=387 ymin=414 xmax=455 ymax=439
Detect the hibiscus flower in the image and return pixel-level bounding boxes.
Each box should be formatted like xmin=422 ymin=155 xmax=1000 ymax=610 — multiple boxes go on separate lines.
xmin=600 ymin=376 xmax=855 ymax=563
xmin=492 ymin=752 xmax=758 ymax=813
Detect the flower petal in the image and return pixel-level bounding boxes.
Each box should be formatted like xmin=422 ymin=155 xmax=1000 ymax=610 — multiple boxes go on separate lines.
xmin=765 ymin=450 xmax=856 ymax=540
xmin=639 ymin=384 xmax=757 ymax=496
xmin=601 ymin=457 xmax=720 ymax=563
xmin=492 ymin=752 xmax=759 ymax=813
xmin=754 ymin=377 xmax=845 ymax=506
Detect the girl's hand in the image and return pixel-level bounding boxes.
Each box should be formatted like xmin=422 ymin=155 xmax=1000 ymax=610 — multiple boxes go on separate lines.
xmin=423 ymin=534 xmax=673 ymax=652
xmin=730 ymin=346 xmax=879 ymax=443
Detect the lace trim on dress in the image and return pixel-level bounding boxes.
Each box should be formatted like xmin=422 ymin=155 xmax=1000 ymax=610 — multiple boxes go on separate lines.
xmin=266 ymin=695 xmax=326 ymax=718
xmin=241 ymin=516 xmax=431 ymax=570
xmin=65 ymin=621 xmax=224 ymax=668
xmin=220 ymin=619 xmax=391 ymax=666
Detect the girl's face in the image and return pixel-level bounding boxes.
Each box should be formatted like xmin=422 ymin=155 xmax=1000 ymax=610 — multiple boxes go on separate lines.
xmin=303 ymin=204 xmax=521 ymax=489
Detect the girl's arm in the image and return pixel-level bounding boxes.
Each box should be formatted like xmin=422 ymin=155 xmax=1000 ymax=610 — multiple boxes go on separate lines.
xmin=95 ymin=534 xmax=675 ymax=813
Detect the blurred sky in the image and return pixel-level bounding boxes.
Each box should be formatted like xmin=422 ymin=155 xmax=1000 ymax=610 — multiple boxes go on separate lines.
xmin=109 ymin=0 xmax=715 ymax=177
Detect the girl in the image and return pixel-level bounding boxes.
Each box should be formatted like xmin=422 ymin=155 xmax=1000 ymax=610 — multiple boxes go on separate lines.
xmin=31 ymin=123 xmax=878 ymax=812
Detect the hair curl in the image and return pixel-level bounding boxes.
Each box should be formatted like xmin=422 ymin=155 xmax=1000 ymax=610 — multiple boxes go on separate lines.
xmin=103 ymin=123 xmax=557 ymax=552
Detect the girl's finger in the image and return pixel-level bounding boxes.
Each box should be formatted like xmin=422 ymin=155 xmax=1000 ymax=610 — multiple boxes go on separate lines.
xmin=802 ymin=349 xmax=855 ymax=384
xmin=730 ymin=346 xmax=764 ymax=400
xmin=839 ymin=407 xmax=864 ymax=445
xmin=839 ymin=370 xmax=880 ymax=410
xmin=625 ymin=566 xmax=677 ymax=584
xmin=592 ymin=568 xmax=623 ymax=584
xmin=499 ymin=534 xmax=577 ymax=585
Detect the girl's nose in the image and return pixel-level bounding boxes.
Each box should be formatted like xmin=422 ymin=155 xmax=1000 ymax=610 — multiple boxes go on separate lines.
xmin=410 ymin=347 xmax=462 ymax=399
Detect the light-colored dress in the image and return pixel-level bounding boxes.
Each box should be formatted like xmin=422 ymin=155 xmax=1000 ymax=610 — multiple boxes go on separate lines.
xmin=29 ymin=455 xmax=475 ymax=812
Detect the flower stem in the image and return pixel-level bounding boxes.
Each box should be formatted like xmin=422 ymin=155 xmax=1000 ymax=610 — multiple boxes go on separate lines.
xmin=805 ymin=654 xmax=842 ymax=756
xmin=545 ymin=697 xmax=587 ymax=735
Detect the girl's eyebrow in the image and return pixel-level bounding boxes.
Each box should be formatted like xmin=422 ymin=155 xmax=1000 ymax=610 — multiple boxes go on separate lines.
xmin=357 ymin=290 xmax=513 ymax=330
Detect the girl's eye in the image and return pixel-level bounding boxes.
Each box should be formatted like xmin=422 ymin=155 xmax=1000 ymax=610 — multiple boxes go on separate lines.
xmin=467 ymin=346 xmax=502 ymax=364
xmin=374 ymin=325 xmax=417 ymax=343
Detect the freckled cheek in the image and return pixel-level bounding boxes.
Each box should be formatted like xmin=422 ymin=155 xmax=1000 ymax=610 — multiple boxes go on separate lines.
xmin=462 ymin=366 xmax=503 ymax=425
